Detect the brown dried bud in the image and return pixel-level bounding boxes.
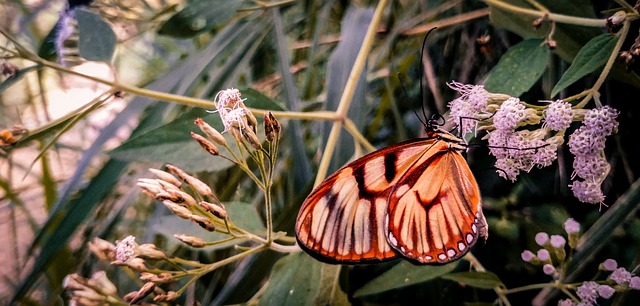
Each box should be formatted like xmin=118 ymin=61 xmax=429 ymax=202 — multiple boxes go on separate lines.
xmin=140 ymin=272 xmax=173 ymax=283
xmin=154 ymin=291 xmax=179 ymax=302
xmin=162 ymin=200 xmax=192 ymax=219
xmin=174 ymin=234 xmax=207 ymax=248
xmin=606 ymin=11 xmax=626 ymax=33
xmin=532 ymin=17 xmax=543 ymax=30
xmin=188 ymin=214 xmax=216 ymax=231
xmin=242 ymin=128 xmax=263 ymax=150
xmin=112 ymin=257 xmax=149 ymax=272
xmin=148 ymin=168 xmax=182 ymax=188
xmin=166 ymin=189 xmax=197 ymax=207
xmin=88 ymin=238 xmax=116 ymax=261
xmin=90 ymin=271 xmax=118 ymax=296
xmin=191 ymin=132 xmax=220 ymax=155
xmin=125 ymin=282 xmax=156 ymax=304
xmin=165 ymin=164 xmax=213 ymax=197
xmin=138 ymin=244 xmax=166 ymax=260
xmin=199 ymin=201 xmax=227 ymax=219
xmin=263 ymin=112 xmax=281 ymax=142
xmin=137 ymin=179 xmax=165 ymax=198
xmin=195 ymin=118 xmax=227 ymax=146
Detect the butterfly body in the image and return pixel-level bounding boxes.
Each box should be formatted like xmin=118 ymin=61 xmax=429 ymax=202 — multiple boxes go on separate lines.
xmin=295 ymin=130 xmax=487 ymax=265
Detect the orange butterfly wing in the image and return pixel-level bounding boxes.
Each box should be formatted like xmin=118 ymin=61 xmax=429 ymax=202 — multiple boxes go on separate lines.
xmin=385 ymin=136 xmax=487 ymax=264
xmin=295 ymin=135 xmax=486 ymax=264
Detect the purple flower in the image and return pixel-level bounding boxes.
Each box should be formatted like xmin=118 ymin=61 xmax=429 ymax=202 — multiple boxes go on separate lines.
xmin=537 ymin=249 xmax=551 ymax=261
xmin=570 ymin=180 xmax=605 ymax=205
xmin=576 ymin=281 xmax=599 ymax=304
xmin=601 ymin=259 xmax=617 ymax=271
xmin=543 ymin=264 xmax=556 ymax=275
xmin=535 ymin=232 xmax=550 ymax=246
xmin=557 ymin=299 xmax=575 ymax=306
xmin=583 ymin=106 xmax=619 ymax=136
xmin=550 ymin=235 xmax=566 ymax=248
xmin=610 ymin=267 xmax=632 ymax=285
xmin=597 ymin=285 xmax=615 ymax=299
xmin=564 ymin=218 xmax=580 ymax=235
xmin=544 ymin=100 xmax=573 ymax=131
xmin=521 ymin=250 xmax=535 ymax=262
xmin=630 ymin=276 xmax=640 ymax=290
xmin=494 ymin=97 xmax=526 ymax=131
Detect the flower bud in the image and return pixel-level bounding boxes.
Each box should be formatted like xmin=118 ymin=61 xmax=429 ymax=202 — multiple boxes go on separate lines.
xmin=199 ymin=201 xmax=227 ymax=219
xmin=188 ymin=214 xmax=216 ymax=231
xmin=194 ymin=118 xmax=227 ymax=146
xmin=88 ymin=238 xmax=115 ymax=261
xmin=154 ymin=291 xmax=179 ymax=302
xmin=148 ymin=168 xmax=182 ymax=187
xmin=140 ymin=272 xmax=173 ymax=283
xmin=174 ymin=234 xmax=206 ymax=248
xmin=138 ymin=243 xmax=166 ymax=260
xmin=124 ymin=282 xmax=155 ymax=304
xmin=166 ymin=164 xmax=213 ymax=197
xmin=162 ymin=200 xmax=192 ymax=219
xmin=191 ymin=131 xmax=220 ymax=155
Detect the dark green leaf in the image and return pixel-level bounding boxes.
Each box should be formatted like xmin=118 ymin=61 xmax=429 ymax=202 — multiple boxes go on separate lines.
xmin=551 ymin=34 xmax=618 ymax=97
xmin=353 ymin=261 xmax=458 ymax=297
xmin=108 ymin=88 xmax=284 ymax=172
xmin=484 ymin=39 xmax=549 ymax=96
xmin=158 ymin=0 xmax=243 ymax=38
xmin=76 ymin=8 xmax=116 ymax=63
xmin=441 ymin=271 xmax=504 ymax=289
xmin=259 ymin=252 xmax=323 ymax=306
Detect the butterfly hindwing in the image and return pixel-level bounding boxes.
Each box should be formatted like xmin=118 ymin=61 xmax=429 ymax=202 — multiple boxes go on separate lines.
xmin=386 ymin=137 xmax=486 ymax=264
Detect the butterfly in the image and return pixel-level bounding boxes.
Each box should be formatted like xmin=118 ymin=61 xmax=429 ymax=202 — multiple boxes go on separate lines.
xmin=295 ymin=117 xmax=487 ymax=265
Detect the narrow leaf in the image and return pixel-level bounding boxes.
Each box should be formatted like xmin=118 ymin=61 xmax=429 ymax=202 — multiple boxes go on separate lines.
xmin=441 ymin=271 xmax=504 ymax=289
xmin=76 ymin=8 xmax=116 ymax=62
xmin=551 ymin=34 xmax=618 ymax=97
xmin=158 ymin=0 xmax=243 ymax=38
xmin=354 ymin=261 xmax=457 ymax=297
xmin=484 ymin=39 xmax=549 ymax=96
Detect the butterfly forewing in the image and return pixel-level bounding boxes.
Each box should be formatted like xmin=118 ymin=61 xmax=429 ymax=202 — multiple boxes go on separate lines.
xmin=295 ymin=134 xmax=486 ymax=265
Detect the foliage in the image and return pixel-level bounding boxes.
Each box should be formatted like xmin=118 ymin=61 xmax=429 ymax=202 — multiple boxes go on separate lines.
xmin=1 ymin=0 xmax=640 ymax=305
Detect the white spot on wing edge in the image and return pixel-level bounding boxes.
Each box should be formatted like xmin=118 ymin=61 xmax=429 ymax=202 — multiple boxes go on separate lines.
xmin=458 ymin=242 xmax=466 ymax=251
xmin=447 ymin=248 xmax=456 ymax=257
xmin=466 ymin=233 xmax=474 ymax=243
xmin=438 ymin=253 xmax=447 ymax=260
xmin=388 ymin=232 xmax=398 ymax=247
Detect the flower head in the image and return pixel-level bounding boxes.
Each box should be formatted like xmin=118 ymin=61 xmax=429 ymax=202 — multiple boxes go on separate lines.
xmin=610 ymin=267 xmax=632 ymax=285
xmin=550 ymin=235 xmax=566 ymax=249
xmin=570 ymin=180 xmax=605 ymax=205
xmin=543 ymin=264 xmax=556 ymax=275
xmin=537 ymin=249 xmax=551 ymax=261
xmin=602 ymin=259 xmax=618 ymax=271
xmin=115 ymin=235 xmax=138 ymax=263
xmin=630 ymin=276 xmax=640 ymax=289
xmin=535 ymin=232 xmax=550 ymax=246
xmin=521 ymin=250 xmax=535 ymax=262
xmin=543 ymin=100 xmax=573 ymax=131
xmin=493 ymin=97 xmax=526 ymax=131
xmin=582 ymin=106 xmax=619 ymax=136
xmin=572 ymin=154 xmax=609 ymax=182
xmin=597 ymin=285 xmax=615 ymax=299
xmin=576 ymin=281 xmax=599 ymax=304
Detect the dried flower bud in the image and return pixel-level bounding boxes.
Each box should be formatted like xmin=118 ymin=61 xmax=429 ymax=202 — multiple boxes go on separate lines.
xmin=199 ymin=201 xmax=227 ymax=219
xmin=606 ymin=11 xmax=626 ymax=33
xmin=174 ymin=234 xmax=207 ymax=248
xmin=162 ymin=200 xmax=193 ymax=219
xmin=264 ymin=112 xmax=282 ymax=142
xmin=191 ymin=131 xmax=220 ymax=155
xmin=88 ymin=238 xmax=116 ymax=261
xmin=166 ymin=189 xmax=197 ymax=207
xmin=140 ymin=272 xmax=173 ymax=283
xmin=148 ymin=168 xmax=182 ymax=188
xmin=138 ymin=244 xmax=166 ymax=260
xmin=547 ymin=40 xmax=557 ymax=49
xmin=188 ymin=214 xmax=216 ymax=231
xmin=90 ymin=271 xmax=118 ymax=296
xmin=242 ymin=128 xmax=263 ymax=150
xmin=154 ymin=291 xmax=179 ymax=302
xmin=195 ymin=118 xmax=227 ymax=145
xmin=125 ymin=282 xmax=156 ymax=304
xmin=532 ymin=17 xmax=543 ymax=29
xmin=165 ymin=164 xmax=213 ymax=197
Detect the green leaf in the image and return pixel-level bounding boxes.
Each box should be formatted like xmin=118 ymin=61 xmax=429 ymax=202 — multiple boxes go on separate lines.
xmin=353 ymin=261 xmax=458 ymax=297
xmin=152 ymin=201 xmax=265 ymax=251
xmin=441 ymin=271 xmax=504 ymax=289
xmin=314 ymin=264 xmax=350 ymax=306
xmin=109 ymin=88 xmax=284 ymax=172
xmin=551 ymin=34 xmax=618 ymax=97
xmin=76 ymin=8 xmax=116 ymax=63
xmin=158 ymin=0 xmax=243 ymax=38
xmin=484 ymin=38 xmax=549 ymax=96
xmin=259 ymin=252 xmax=323 ymax=306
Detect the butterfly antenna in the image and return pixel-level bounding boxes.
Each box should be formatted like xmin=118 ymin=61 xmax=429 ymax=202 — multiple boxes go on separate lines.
xmin=398 ymin=73 xmax=428 ymax=127
xmin=419 ymin=27 xmax=438 ymax=130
